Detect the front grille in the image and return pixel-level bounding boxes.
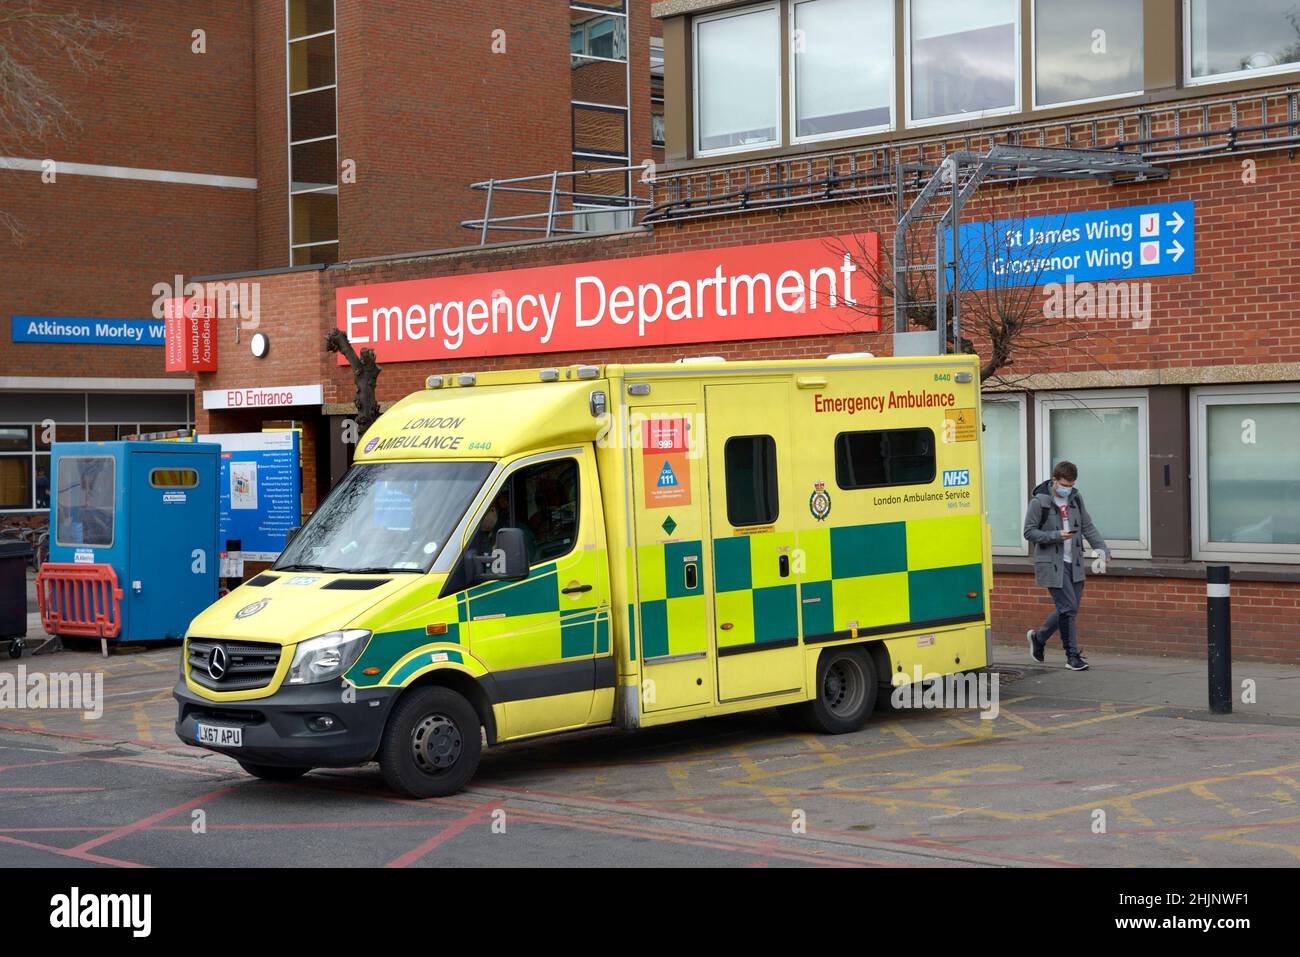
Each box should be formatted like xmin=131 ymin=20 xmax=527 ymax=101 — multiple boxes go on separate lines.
xmin=188 ymin=638 xmax=282 ymax=692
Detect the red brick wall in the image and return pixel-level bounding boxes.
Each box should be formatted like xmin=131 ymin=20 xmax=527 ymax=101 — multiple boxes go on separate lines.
xmin=336 ymin=1 xmax=582 ymax=261
xmin=991 ymin=574 xmax=1298 ymax=664
xmin=0 ymin=0 xmax=258 ymax=381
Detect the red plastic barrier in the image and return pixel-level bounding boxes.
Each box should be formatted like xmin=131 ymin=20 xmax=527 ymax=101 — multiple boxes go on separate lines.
xmin=35 ymin=563 xmax=123 ymax=639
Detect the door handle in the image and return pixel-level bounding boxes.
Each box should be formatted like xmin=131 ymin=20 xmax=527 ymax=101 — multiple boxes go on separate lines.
xmin=684 ymin=562 xmax=698 ymax=590
xmin=778 ymin=554 xmax=790 ymax=578
xmin=561 ymin=582 xmax=593 ymax=595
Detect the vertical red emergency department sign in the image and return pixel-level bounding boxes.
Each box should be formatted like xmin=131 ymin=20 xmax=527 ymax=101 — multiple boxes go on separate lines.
xmin=641 ymin=417 xmax=692 ymax=508
xmin=164 ymin=297 xmax=218 ymax=372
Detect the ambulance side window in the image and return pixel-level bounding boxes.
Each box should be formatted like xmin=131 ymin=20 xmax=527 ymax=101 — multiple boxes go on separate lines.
xmin=835 ymin=428 xmax=936 ymax=490
xmin=724 ymin=435 xmax=778 ymax=527
xmin=468 ymin=458 xmax=580 ymax=567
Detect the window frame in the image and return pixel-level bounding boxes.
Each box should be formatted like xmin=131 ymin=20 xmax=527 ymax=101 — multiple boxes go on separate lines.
xmin=465 ymin=452 xmax=584 ymax=571
xmin=1182 ymin=0 xmax=1300 ymax=88
xmin=693 ymin=1 xmax=783 ymax=158
xmin=54 ymin=454 xmax=117 ymax=550
xmin=904 ymin=0 xmax=1022 ymax=129
xmin=833 ymin=427 xmax=938 ymax=492
xmin=1030 ymin=0 xmax=1144 ymax=110
xmin=788 ymin=0 xmax=895 ymax=145
xmin=981 ymin=394 xmax=1029 ymax=557
xmin=1190 ymin=383 xmax=1300 ymax=564
xmin=723 ymin=434 xmax=780 ymax=527
xmin=1035 ymin=390 xmax=1150 ymax=559
xmin=285 ymin=0 xmax=339 ymax=267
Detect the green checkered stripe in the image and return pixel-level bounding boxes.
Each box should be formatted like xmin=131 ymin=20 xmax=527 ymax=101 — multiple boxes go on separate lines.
xmin=634 ymin=540 xmax=707 ymax=660
xmin=459 ymin=561 xmax=610 ymax=659
xmin=715 ymin=514 xmax=985 ymax=649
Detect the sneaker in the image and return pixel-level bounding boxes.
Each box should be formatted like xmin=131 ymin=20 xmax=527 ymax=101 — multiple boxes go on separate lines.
xmin=1027 ymin=629 xmax=1045 ymax=663
xmin=1066 ymin=655 xmax=1090 ymax=671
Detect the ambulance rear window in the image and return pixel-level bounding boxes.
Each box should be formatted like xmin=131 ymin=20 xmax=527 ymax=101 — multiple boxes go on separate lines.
xmin=835 ymin=428 xmax=936 ymax=490
xmin=724 ymin=435 xmax=779 ymax=526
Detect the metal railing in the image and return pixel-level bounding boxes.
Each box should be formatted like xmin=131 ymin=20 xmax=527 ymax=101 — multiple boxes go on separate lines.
xmin=461 ymin=164 xmax=654 ymax=245
xmin=643 ymin=85 xmax=1300 ymax=224
xmin=463 ymin=85 xmax=1300 ymax=242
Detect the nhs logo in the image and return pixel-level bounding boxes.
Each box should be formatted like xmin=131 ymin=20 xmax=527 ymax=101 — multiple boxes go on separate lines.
xmin=942 ymin=469 xmax=970 ymax=488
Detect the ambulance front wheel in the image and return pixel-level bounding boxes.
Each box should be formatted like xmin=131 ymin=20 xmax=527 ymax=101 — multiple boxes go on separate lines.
xmin=802 ymin=647 xmax=877 ymax=734
xmin=379 ymin=686 xmax=482 ymax=799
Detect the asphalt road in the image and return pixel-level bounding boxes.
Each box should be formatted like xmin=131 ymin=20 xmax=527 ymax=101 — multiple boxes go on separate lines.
xmin=1 ymin=643 xmax=1297 ymax=867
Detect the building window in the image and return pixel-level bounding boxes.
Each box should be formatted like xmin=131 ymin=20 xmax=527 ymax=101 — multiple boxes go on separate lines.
xmin=650 ymin=37 xmax=665 ymax=149
xmin=834 ymin=428 xmax=936 ymax=490
xmin=791 ymin=0 xmax=892 ymax=141
xmin=1185 ymin=0 xmax=1300 ymax=85
xmin=287 ymin=0 xmax=339 ymax=266
xmin=981 ymin=396 xmax=1028 ymax=554
xmin=1033 ymin=0 xmax=1142 ymax=107
xmin=571 ymin=3 xmax=631 ymax=234
xmin=694 ymin=3 xmax=781 ymax=156
xmin=1036 ymin=392 xmax=1149 ymax=557
xmin=55 ymin=456 xmax=116 ymax=548
xmin=0 ymin=391 xmax=193 ymax=513
xmin=907 ymin=0 xmax=1019 ymax=126
xmin=724 ymin=435 xmax=779 ymax=526
xmin=1192 ymin=386 xmax=1300 ymax=563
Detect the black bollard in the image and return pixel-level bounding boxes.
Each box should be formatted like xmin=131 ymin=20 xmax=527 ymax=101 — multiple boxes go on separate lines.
xmin=1207 ymin=565 xmax=1231 ymax=715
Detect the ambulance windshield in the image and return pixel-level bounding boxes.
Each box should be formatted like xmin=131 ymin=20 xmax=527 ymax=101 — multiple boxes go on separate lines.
xmin=274 ymin=461 xmax=492 ymax=574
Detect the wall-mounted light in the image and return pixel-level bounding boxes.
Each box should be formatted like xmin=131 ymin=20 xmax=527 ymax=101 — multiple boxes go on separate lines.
xmin=250 ymin=332 xmax=269 ymax=358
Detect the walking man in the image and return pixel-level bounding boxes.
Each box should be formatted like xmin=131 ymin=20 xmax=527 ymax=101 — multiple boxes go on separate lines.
xmin=1023 ymin=461 xmax=1110 ymax=671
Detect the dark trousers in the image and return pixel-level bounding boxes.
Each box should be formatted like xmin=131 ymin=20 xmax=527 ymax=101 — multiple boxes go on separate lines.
xmin=1038 ymin=563 xmax=1085 ymax=656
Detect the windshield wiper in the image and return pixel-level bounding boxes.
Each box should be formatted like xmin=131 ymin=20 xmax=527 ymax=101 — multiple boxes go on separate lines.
xmin=344 ymin=566 xmax=424 ymax=575
xmin=276 ymin=563 xmax=347 ymax=573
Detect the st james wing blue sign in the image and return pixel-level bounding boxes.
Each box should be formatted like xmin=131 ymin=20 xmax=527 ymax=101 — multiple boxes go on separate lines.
xmin=11 ymin=316 xmax=166 ymax=345
xmin=955 ymin=201 xmax=1195 ymax=289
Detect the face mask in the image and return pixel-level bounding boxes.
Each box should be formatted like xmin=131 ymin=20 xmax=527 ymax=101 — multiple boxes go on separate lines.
xmin=1054 ymin=482 xmax=1072 ymax=498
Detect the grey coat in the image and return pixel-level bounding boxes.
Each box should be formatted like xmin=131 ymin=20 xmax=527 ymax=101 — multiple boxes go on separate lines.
xmin=1022 ymin=480 xmax=1110 ymax=588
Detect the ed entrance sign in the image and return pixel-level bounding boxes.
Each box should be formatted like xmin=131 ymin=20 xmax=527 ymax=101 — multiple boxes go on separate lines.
xmin=335 ymin=234 xmax=880 ymax=362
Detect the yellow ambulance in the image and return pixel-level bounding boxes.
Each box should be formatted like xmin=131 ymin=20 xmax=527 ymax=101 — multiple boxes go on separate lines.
xmin=174 ymin=355 xmax=993 ymax=797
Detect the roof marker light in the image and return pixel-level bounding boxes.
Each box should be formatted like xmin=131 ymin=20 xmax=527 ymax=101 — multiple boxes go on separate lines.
xmin=627 ymin=383 xmax=651 ymax=396
xmin=675 ymin=356 xmax=725 ymax=364
xmin=955 ymin=372 xmax=973 ymax=383
xmin=458 ymin=374 xmax=476 ymax=387
xmin=827 ymin=352 xmax=874 ymax=359
xmin=576 ymin=365 xmax=600 ymax=380
xmin=539 ymin=368 xmax=560 ymax=382
xmin=426 ymin=375 xmax=444 ymax=389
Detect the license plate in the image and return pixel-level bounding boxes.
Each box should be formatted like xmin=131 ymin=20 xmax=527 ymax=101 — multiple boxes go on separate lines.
xmin=196 ymin=723 xmax=242 ymax=747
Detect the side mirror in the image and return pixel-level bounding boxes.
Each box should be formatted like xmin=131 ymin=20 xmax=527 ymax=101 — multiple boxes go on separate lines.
xmin=465 ymin=527 xmax=529 ymax=584
xmin=486 ymin=527 xmax=529 ymax=582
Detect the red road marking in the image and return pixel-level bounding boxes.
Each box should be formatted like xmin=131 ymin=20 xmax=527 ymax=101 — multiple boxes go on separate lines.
xmin=385 ymin=798 xmax=504 ymax=868
xmin=0 ymin=832 xmax=146 ymax=868
xmin=69 ymin=785 xmax=233 ymax=856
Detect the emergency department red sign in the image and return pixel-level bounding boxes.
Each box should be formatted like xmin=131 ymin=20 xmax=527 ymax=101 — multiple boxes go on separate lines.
xmin=334 ymin=234 xmax=879 ymax=362
xmin=163 ymin=297 xmax=218 ymax=372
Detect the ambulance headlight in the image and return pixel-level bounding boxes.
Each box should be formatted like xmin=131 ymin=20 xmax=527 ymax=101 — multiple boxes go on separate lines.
xmin=287 ymin=630 xmax=371 ymax=685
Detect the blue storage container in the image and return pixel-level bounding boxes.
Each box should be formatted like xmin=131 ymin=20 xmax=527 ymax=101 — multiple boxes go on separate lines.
xmin=48 ymin=441 xmax=220 ymax=642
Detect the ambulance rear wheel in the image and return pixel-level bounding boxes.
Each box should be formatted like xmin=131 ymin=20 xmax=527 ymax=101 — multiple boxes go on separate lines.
xmin=237 ymin=761 xmax=310 ymax=781
xmin=802 ymin=647 xmax=877 ymax=734
xmin=379 ymin=686 xmax=481 ymax=799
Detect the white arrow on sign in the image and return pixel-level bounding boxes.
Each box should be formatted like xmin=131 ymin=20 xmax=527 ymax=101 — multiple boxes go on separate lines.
xmin=1166 ymin=210 xmax=1185 ymax=234
xmin=1167 ymin=239 xmax=1185 ymax=263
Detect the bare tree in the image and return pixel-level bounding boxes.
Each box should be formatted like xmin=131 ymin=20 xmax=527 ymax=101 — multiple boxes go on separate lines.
xmin=325 ymin=330 xmax=382 ymax=438
xmin=826 ymin=185 xmax=1118 ymax=385
xmin=0 ymin=2 xmax=131 ymax=239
